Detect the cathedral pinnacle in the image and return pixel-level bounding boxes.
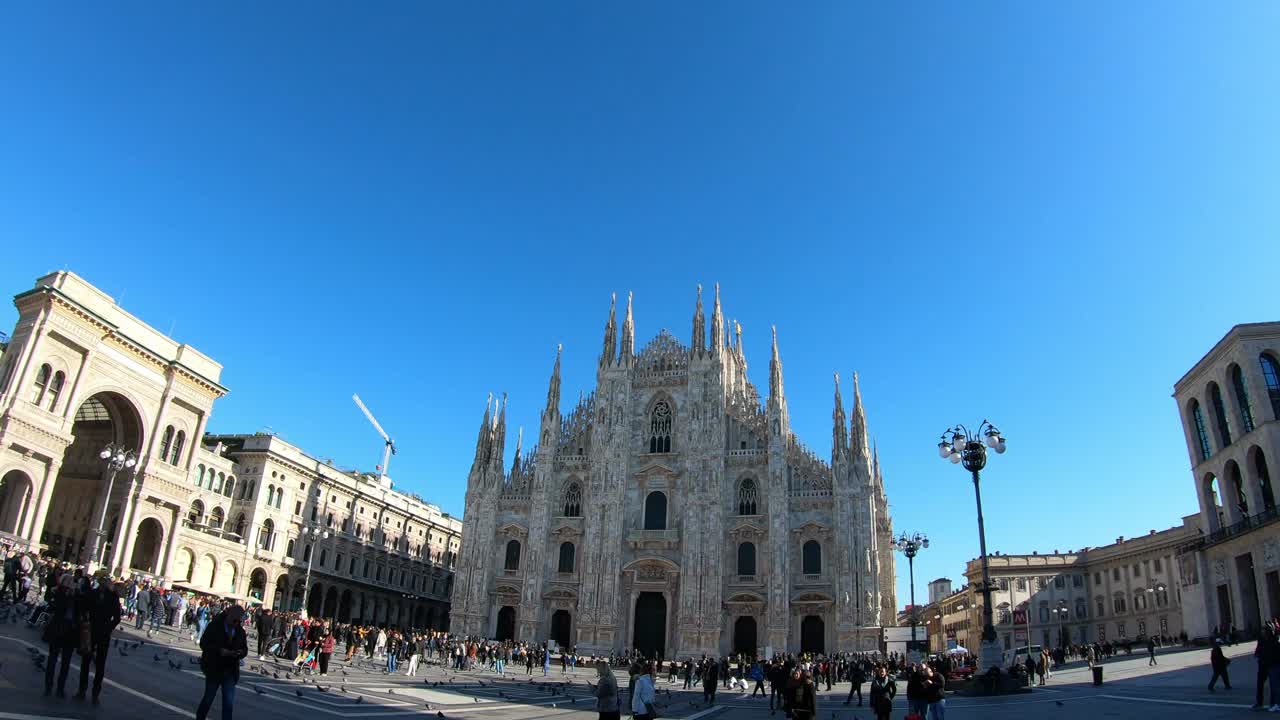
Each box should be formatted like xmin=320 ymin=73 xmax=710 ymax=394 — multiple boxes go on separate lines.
xmin=735 ymin=320 xmax=743 ymax=358
xmin=692 ymin=284 xmax=705 ymax=352
xmin=600 ymin=293 xmax=617 ymax=368
xmin=850 ymin=371 xmax=869 ymax=457
xmin=833 ymin=372 xmax=847 ymax=457
xmin=545 ymin=344 xmax=562 ymax=415
xmin=510 ymin=426 xmax=523 ymax=477
xmin=619 ymin=291 xmax=635 ymax=359
xmin=769 ymin=326 xmax=785 ymax=400
xmin=710 ymin=282 xmax=724 ymax=353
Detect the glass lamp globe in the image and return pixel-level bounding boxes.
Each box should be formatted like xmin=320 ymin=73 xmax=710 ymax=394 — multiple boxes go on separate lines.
xmin=125 ymin=457 xmax=136 ymax=468
xmin=99 ymin=448 xmax=112 ymax=459
xmin=995 ymin=439 xmax=1007 ymax=454
xmin=938 ymin=441 xmax=952 ymax=458
xmin=985 ymin=431 xmax=999 ymax=448
xmin=949 ymin=452 xmax=961 ymax=464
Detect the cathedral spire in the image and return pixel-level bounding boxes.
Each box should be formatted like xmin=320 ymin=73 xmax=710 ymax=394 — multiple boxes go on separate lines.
xmin=833 ymin=372 xmax=848 ymax=459
xmin=619 ymin=291 xmax=635 ymax=359
xmin=850 ymin=372 xmax=869 ymax=458
xmin=491 ymin=392 xmax=508 ymax=476
xmin=470 ymin=393 xmax=494 ymax=473
xmin=600 ymin=293 xmax=617 ymax=368
xmin=509 ymin=426 xmax=523 ymax=478
xmin=735 ymin=320 xmax=744 ymax=359
xmin=545 ymin=344 xmax=562 ymax=415
xmin=710 ymin=283 xmax=724 ymax=354
xmin=691 ymin=284 xmax=705 ymax=353
xmin=769 ymin=326 xmax=785 ymax=401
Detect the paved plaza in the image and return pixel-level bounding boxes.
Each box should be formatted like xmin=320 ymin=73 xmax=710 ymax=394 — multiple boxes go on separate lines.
xmin=0 ymin=610 xmax=1270 ymax=720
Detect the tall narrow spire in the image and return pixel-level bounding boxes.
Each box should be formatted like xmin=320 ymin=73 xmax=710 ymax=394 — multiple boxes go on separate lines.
xmin=850 ymin=371 xmax=869 ymax=457
xmin=509 ymin=426 xmax=523 ymax=478
xmin=492 ymin=392 xmax=508 ymax=472
xmin=619 ymin=291 xmax=635 ymax=359
xmin=735 ymin=320 xmax=744 ymax=359
xmin=833 ymin=372 xmax=848 ymax=458
xmin=600 ymin=293 xmax=617 ymax=368
xmin=710 ymin=283 xmax=724 ymax=353
xmin=545 ymin=344 xmax=562 ymax=414
xmin=471 ymin=393 xmax=494 ymax=470
xmin=691 ymin=284 xmax=705 ymax=352
xmin=769 ymin=326 xmax=785 ymax=400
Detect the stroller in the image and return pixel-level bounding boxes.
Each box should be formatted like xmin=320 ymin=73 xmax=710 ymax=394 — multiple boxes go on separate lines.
xmin=294 ymin=645 xmax=319 ymax=674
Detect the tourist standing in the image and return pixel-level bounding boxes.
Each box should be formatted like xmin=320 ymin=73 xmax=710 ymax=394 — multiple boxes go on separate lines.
xmin=318 ymin=621 xmax=335 ymax=676
xmin=1253 ymin=624 xmax=1280 ymax=711
xmin=869 ymin=665 xmax=897 ymax=720
xmin=195 ymin=604 xmax=249 ymax=720
xmin=74 ymin=570 xmax=120 ymax=704
xmin=923 ymin=664 xmax=946 ymax=720
xmin=789 ymin=669 xmax=817 ymax=720
xmin=42 ymin=574 xmax=78 ymax=697
xmin=631 ymin=662 xmax=657 ymax=720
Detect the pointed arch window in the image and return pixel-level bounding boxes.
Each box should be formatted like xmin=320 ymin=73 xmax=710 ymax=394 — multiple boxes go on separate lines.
xmin=802 ymin=540 xmax=822 ymax=574
xmin=30 ymin=363 xmax=51 ymax=404
xmin=504 ymin=540 xmax=521 ymax=571
xmin=1189 ymin=400 xmax=1211 ymax=461
xmin=643 ymin=491 xmax=667 ymax=530
xmin=737 ymin=541 xmax=757 ymax=576
xmin=558 ymin=541 xmax=575 ymax=573
xmin=159 ymin=425 xmax=175 ymax=462
xmin=1209 ymin=383 xmax=1232 ymax=448
xmin=1261 ymin=353 xmax=1280 ymax=420
xmin=648 ymin=400 xmax=672 ymax=453
xmin=562 ymin=481 xmax=582 ymax=517
xmin=170 ymin=430 xmax=186 ymax=466
xmin=736 ymin=477 xmax=758 ymax=515
xmin=1232 ymin=365 xmax=1256 ymax=433
xmin=46 ymin=371 xmax=65 ymax=412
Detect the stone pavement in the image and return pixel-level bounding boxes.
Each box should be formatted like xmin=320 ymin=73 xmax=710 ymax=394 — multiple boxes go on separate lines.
xmin=0 ymin=605 xmax=1270 ymax=720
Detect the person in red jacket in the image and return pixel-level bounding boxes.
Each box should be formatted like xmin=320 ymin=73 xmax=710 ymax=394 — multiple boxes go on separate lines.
xmin=318 ymin=620 xmax=335 ymax=676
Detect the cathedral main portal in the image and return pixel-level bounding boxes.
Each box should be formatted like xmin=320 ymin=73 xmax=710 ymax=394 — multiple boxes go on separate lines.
xmin=633 ymin=592 xmax=667 ymax=657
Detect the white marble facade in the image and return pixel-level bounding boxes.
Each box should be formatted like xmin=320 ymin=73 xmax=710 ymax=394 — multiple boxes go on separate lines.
xmin=450 ymin=287 xmax=895 ymax=658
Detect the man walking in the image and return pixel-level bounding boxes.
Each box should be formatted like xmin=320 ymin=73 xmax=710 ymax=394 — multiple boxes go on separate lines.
xmin=196 ymin=603 xmax=248 ymax=720
xmin=134 ymin=585 xmax=150 ymax=630
xmin=75 ymin=569 xmax=121 ymax=704
xmin=256 ymin=608 xmax=273 ymax=660
xmin=1147 ymin=637 xmax=1157 ymax=667
xmin=845 ymin=660 xmax=865 ymax=706
xmin=1207 ymin=639 xmax=1232 ymax=692
xmin=0 ymin=551 xmax=21 ymax=603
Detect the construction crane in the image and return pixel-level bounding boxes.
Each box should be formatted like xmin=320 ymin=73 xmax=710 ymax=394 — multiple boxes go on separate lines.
xmin=352 ymin=393 xmax=396 ymax=484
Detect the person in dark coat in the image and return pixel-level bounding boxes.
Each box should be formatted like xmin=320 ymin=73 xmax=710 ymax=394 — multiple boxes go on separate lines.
xmin=789 ymin=670 xmax=818 ymax=720
xmin=74 ymin=570 xmax=121 ymax=703
xmin=869 ymin=664 xmax=897 ymax=720
xmin=196 ymin=604 xmax=249 ymax=720
xmin=42 ymin=574 xmax=79 ymax=697
xmin=255 ymin=609 xmax=273 ymax=660
xmin=845 ymin=660 xmax=866 ymax=706
xmin=702 ymin=656 xmax=720 ymax=705
xmin=1208 ymin=638 xmax=1232 ymax=691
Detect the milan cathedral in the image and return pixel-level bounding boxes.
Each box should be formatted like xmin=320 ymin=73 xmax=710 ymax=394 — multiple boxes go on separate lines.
xmin=450 ymin=286 xmax=896 ymax=657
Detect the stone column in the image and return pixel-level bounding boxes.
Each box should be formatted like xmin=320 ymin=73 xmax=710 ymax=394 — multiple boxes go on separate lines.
xmin=159 ymin=505 xmax=183 ymax=580
xmin=22 ymin=458 xmax=61 ymax=545
xmin=111 ymin=482 xmax=143 ymax=574
xmin=185 ymin=411 xmax=209 ymax=472
xmin=0 ymin=308 xmax=49 ymax=414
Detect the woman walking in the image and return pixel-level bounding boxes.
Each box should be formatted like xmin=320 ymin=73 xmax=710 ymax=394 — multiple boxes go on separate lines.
xmin=591 ymin=659 xmax=620 ymax=720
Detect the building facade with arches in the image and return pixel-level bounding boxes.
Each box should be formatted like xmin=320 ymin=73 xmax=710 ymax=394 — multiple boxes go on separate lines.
xmin=450 ymin=287 xmax=896 ymax=658
xmin=1173 ymin=322 xmax=1280 ymax=639
xmin=0 ymin=272 xmax=460 ymax=629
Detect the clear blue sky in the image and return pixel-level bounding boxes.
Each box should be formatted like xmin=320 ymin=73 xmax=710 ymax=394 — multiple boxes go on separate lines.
xmin=2 ymin=3 xmax=1278 ymax=609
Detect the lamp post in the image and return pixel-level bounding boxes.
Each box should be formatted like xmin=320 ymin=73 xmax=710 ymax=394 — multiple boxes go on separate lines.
xmin=1055 ymin=603 xmax=1069 ymax=648
xmin=298 ymin=525 xmax=330 ymax=619
xmin=88 ymin=443 xmax=137 ymax=570
xmin=938 ymin=420 xmax=1006 ymax=672
xmin=893 ymin=531 xmax=929 ymax=653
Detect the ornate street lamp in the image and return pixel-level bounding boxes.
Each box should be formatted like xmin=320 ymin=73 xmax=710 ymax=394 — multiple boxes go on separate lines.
xmin=298 ymin=525 xmax=330 ymax=619
xmin=88 ymin=443 xmax=137 ymax=570
xmin=938 ymin=420 xmax=1006 ymax=672
xmin=893 ymin=531 xmax=929 ymax=651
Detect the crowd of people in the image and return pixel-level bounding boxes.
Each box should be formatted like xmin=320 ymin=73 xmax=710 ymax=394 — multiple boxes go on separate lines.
xmin=6 ymin=546 xmax=1280 ymax=717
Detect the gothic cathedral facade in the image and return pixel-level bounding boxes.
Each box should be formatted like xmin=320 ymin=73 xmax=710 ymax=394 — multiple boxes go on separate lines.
xmin=450 ymin=287 xmax=896 ymax=657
